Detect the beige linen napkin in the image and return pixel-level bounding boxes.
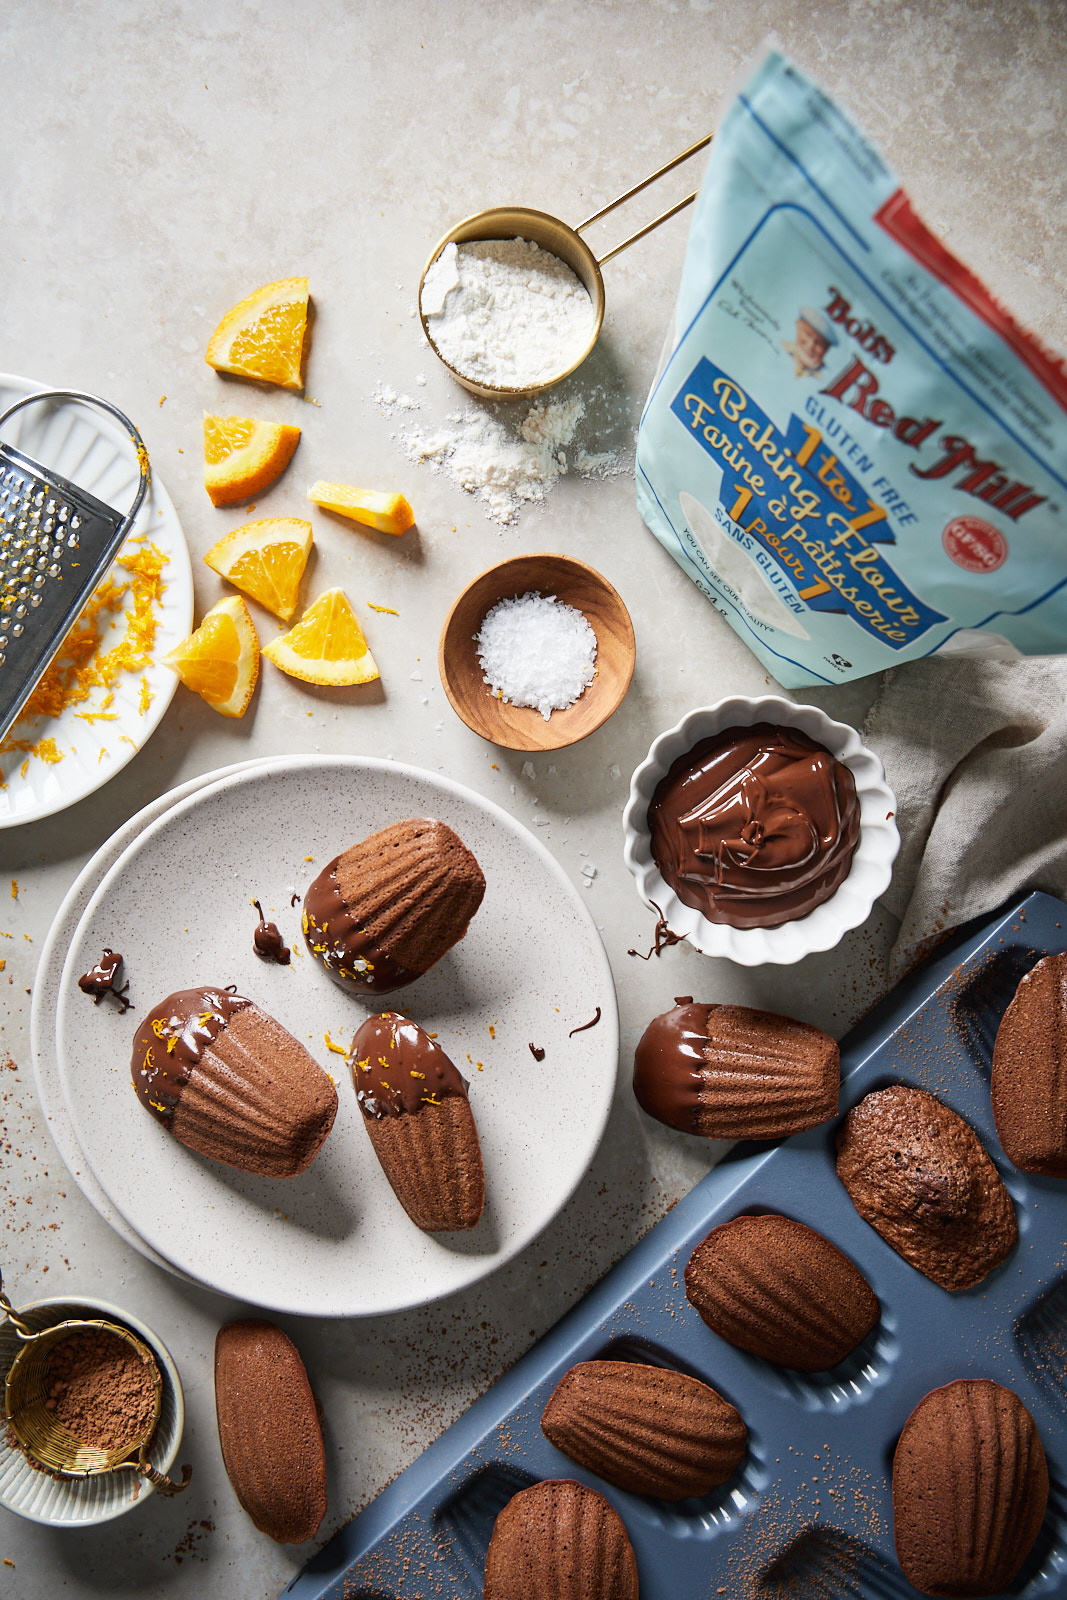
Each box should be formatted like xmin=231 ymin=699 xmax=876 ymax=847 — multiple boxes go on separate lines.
xmin=862 ymin=656 xmax=1067 ymax=980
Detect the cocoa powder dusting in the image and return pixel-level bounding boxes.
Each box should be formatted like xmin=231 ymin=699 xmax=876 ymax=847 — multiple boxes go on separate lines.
xmin=44 ymin=1329 xmax=157 ymax=1452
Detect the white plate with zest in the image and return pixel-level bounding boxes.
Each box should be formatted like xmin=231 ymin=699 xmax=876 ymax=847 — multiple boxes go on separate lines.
xmin=0 ymin=374 xmax=192 ymax=828
xmin=54 ymin=757 xmax=619 ymax=1317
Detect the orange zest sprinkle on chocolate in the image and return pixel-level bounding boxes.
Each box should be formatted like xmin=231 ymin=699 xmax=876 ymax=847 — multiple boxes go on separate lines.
xmin=409 ymin=1069 xmax=425 ymax=1079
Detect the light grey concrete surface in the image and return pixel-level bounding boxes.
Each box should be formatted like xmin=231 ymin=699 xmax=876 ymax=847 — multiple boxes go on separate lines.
xmin=0 ymin=1 xmax=1064 ymax=1594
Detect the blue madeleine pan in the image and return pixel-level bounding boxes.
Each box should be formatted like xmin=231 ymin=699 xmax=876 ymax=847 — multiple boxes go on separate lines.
xmin=288 ymin=891 xmax=1067 ymax=1600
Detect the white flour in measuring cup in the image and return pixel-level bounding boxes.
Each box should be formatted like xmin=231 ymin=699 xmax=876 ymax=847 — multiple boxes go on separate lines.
xmin=637 ymin=49 xmax=1067 ymax=688
xmin=421 ymin=238 xmax=596 ymax=389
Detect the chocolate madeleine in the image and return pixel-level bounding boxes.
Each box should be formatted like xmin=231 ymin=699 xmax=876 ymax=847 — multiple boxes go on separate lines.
xmin=215 ymin=1320 xmax=326 ymax=1544
xmin=992 ymin=950 xmax=1067 ymax=1177
xmin=303 ymin=817 xmax=485 ymax=995
xmin=836 ymin=1085 xmax=1017 ymax=1291
xmin=893 ymin=1380 xmax=1048 ymax=1596
xmin=685 ymin=1214 xmax=878 ymax=1371
xmin=131 ymin=987 xmax=337 ymax=1178
xmin=349 ymin=1012 xmax=484 ymax=1232
xmin=541 ymin=1359 xmax=746 ymax=1500
xmin=633 ymin=1000 xmax=839 ymax=1139
xmin=484 ymin=1479 xmax=638 ymax=1600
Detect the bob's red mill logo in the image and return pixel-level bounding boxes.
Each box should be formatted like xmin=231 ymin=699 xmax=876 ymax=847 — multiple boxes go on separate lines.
xmin=819 ymin=288 xmax=1046 ymax=522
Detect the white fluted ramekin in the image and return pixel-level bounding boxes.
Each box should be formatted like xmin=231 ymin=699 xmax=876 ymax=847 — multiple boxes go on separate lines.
xmin=622 ymin=697 xmax=899 ymax=967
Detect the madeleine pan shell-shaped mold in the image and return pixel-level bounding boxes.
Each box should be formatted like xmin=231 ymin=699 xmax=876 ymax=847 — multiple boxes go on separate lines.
xmin=622 ymin=696 xmax=899 ymax=966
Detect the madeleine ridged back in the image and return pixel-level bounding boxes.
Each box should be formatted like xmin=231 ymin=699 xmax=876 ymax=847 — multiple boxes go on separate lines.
xmin=484 ymin=1478 xmax=639 ymax=1600
xmin=685 ymin=1214 xmax=878 ymax=1371
xmin=541 ymin=1359 xmax=746 ymax=1500
xmin=365 ymin=1094 xmax=484 ymax=1232
xmin=336 ymin=818 xmax=485 ymax=974
xmin=893 ymin=1379 xmax=1048 ymax=1596
xmin=698 ymin=1006 xmax=839 ymax=1139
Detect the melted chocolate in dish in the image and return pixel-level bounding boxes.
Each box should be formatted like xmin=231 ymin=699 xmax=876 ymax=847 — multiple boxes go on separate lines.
xmin=648 ymin=722 xmax=860 ymax=929
xmin=131 ymin=986 xmax=251 ymax=1124
xmin=78 ymin=948 xmax=132 ymax=1013
xmin=349 ymin=1011 xmax=469 ymax=1119
xmin=252 ymin=901 xmax=291 ymax=965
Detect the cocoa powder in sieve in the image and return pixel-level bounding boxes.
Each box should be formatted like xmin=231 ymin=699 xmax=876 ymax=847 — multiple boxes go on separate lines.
xmin=43 ymin=1329 xmax=157 ymax=1452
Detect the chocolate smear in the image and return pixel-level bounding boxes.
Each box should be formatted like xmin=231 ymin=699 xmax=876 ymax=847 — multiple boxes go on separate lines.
xmin=252 ymin=901 xmax=291 ymax=965
xmin=569 ymin=1007 xmax=602 ymax=1037
xmin=529 ymin=1043 xmax=546 ymax=1062
xmin=78 ymin=948 xmax=131 ymax=1013
xmin=628 ymin=900 xmax=688 ymax=961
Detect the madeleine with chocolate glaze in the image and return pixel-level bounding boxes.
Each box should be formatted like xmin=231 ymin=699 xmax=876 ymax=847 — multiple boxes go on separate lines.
xmin=215 ymin=1319 xmax=327 ymax=1545
xmin=685 ymin=1214 xmax=878 ymax=1371
xmin=349 ymin=1012 xmax=484 ymax=1232
xmin=131 ymin=987 xmax=337 ymax=1178
xmin=303 ymin=817 xmax=485 ymax=995
xmin=992 ymin=950 xmax=1067 ymax=1177
xmin=836 ymin=1085 xmax=1017 ymax=1290
xmin=634 ymin=999 xmax=839 ymax=1140
xmin=893 ymin=1379 xmax=1048 ymax=1597
xmin=541 ymin=1359 xmax=746 ymax=1500
xmin=484 ymin=1478 xmax=638 ymax=1600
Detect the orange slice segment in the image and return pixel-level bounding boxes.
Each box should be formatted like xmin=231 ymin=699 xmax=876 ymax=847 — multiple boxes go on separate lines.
xmin=307 ymin=481 xmax=415 ymax=536
xmin=205 ymin=277 xmax=310 ymax=390
xmin=163 ymin=595 xmax=259 ymax=717
xmin=262 ymin=588 xmax=380 ymax=687
xmin=204 ymin=413 xmax=300 ymax=506
xmin=203 ymin=517 xmax=313 ymax=622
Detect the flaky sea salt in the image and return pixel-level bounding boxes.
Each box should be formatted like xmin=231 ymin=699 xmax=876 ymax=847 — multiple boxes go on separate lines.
xmin=476 ymin=592 xmax=597 ymax=721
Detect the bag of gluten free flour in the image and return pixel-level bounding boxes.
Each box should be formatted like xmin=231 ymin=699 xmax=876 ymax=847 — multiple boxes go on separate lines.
xmin=636 ymin=50 xmax=1067 ymax=688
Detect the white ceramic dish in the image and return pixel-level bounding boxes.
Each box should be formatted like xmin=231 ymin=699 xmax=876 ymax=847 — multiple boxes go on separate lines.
xmin=622 ymin=696 xmax=899 ymax=967
xmin=55 ymin=757 xmax=619 ymax=1318
xmin=30 ymin=760 xmax=271 ymax=1280
xmin=0 ymin=373 xmax=193 ymax=828
xmin=0 ymin=1295 xmax=184 ymax=1526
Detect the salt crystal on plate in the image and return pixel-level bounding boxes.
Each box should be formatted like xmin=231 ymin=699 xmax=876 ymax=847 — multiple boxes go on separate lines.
xmin=475 ymin=592 xmax=597 ymax=721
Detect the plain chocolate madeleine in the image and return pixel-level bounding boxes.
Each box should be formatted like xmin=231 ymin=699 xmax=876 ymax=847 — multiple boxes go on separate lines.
xmin=351 ymin=1012 xmax=484 ymax=1231
xmin=131 ymin=988 xmax=337 ymax=1178
xmin=633 ymin=1001 xmax=839 ymax=1139
xmin=992 ymin=950 xmax=1067 ymax=1177
xmin=484 ymin=1478 xmax=638 ymax=1600
xmin=541 ymin=1359 xmax=746 ymax=1500
xmin=685 ymin=1214 xmax=878 ymax=1371
xmin=215 ymin=1320 xmax=327 ymax=1544
xmin=836 ymin=1085 xmax=1017 ymax=1291
xmin=893 ymin=1379 xmax=1048 ymax=1596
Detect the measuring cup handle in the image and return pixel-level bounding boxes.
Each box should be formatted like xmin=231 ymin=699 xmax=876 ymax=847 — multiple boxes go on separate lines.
xmin=575 ymin=131 xmax=713 ymax=265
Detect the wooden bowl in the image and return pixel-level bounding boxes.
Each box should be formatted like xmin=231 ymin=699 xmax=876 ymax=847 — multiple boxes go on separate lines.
xmin=438 ymin=554 xmax=635 ymax=752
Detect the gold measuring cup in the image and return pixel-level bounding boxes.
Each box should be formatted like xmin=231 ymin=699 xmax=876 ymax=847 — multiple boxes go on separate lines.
xmin=418 ymin=132 xmax=713 ymax=402
xmin=0 ymin=1271 xmax=190 ymax=1492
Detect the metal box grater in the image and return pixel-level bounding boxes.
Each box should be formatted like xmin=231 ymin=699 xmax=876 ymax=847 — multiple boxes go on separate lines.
xmin=0 ymin=389 xmax=151 ymax=743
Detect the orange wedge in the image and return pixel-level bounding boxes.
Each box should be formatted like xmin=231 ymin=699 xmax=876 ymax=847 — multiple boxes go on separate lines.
xmin=204 ymin=413 xmax=300 ymax=506
xmin=163 ymin=595 xmax=259 ymax=717
xmin=262 ymin=588 xmax=379 ymax=687
xmin=307 ymin=481 xmax=415 ymax=536
xmin=204 ymin=517 xmax=313 ymax=622
xmin=206 ymin=277 xmax=310 ymax=390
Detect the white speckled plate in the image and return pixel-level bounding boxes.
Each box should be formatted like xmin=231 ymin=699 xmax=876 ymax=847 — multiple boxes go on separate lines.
xmin=55 ymin=758 xmax=619 ymax=1317
xmin=30 ymin=760 xmax=270 ymax=1278
xmin=0 ymin=373 xmax=193 ymax=827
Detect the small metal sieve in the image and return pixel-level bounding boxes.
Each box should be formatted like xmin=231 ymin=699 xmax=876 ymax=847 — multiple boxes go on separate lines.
xmin=418 ymin=132 xmax=713 ymax=402
xmin=0 ymin=1271 xmax=190 ymax=1492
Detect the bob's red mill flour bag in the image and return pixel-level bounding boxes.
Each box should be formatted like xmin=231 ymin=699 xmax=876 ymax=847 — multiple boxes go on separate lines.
xmin=637 ymin=50 xmax=1067 ymax=688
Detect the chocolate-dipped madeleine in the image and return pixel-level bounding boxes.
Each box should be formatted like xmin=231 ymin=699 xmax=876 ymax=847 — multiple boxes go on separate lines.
xmin=836 ymin=1085 xmax=1017 ymax=1290
xmin=684 ymin=1214 xmax=878 ymax=1371
xmin=303 ymin=817 xmax=485 ymax=995
xmin=634 ymin=1000 xmax=839 ymax=1139
xmin=484 ymin=1478 xmax=638 ymax=1600
xmin=131 ymin=987 xmax=337 ymax=1178
xmin=992 ymin=950 xmax=1067 ymax=1177
xmin=349 ymin=1011 xmax=484 ymax=1232
xmin=541 ymin=1359 xmax=746 ymax=1500
xmin=893 ymin=1380 xmax=1048 ymax=1596
xmin=215 ymin=1319 xmax=327 ymax=1544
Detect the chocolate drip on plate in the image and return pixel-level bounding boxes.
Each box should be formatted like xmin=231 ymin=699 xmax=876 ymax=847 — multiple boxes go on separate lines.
xmin=302 ymin=857 xmax=418 ymax=994
xmin=131 ymin=986 xmax=252 ymax=1124
xmin=349 ymin=1011 xmax=469 ymax=1119
xmin=78 ymin=948 xmax=131 ymax=1012
xmin=252 ymin=900 xmax=291 ymax=965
